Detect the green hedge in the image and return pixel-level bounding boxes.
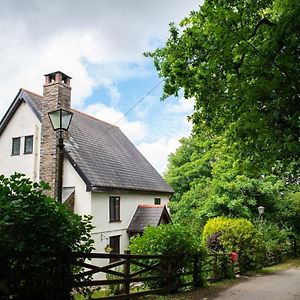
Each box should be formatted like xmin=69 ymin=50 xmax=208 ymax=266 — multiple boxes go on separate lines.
xmin=129 ymin=224 xmax=203 ymax=290
xmin=202 ymin=217 xmax=264 ymax=272
xmin=0 ymin=174 xmax=94 ymax=300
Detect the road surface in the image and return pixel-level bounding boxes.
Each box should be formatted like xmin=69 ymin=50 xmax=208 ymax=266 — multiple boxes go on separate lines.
xmin=212 ymin=268 xmax=300 ymax=300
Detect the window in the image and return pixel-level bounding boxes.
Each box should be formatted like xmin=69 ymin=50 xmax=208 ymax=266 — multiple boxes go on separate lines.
xmin=12 ymin=137 xmax=21 ymax=155
xmin=24 ymin=135 xmax=33 ymax=154
xmin=109 ymin=235 xmax=120 ymax=262
xmin=154 ymin=197 xmax=161 ymax=205
xmin=109 ymin=196 xmax=120 ymax=222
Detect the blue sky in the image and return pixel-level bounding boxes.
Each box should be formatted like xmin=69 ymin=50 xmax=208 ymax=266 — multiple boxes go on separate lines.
xmin=0 ymin=0 xmax=201 ymax=173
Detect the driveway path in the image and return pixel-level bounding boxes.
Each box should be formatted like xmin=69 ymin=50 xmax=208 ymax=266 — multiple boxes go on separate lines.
xmin=212 ymin=268 xmax=300 ymax=300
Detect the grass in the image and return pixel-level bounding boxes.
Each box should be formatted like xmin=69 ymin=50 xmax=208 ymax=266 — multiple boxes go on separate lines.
xmin=74 ymin=258 xmax=300 ymax=300
xmin=256 ymin=257 xmax=300 ymax=274
xmin=74 ymin=290 xmax=108 ymax=300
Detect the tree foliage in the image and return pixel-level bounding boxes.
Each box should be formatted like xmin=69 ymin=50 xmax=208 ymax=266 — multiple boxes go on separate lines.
xmin=0 ymin=173 xmax=94 ymax=300
xmin=148 ymin=0 xmax=300 ymax=233
xmin=165 ymin=134 xmax=295 ymax=229
xmin=147 ymin=0 xmax=300 ymax=174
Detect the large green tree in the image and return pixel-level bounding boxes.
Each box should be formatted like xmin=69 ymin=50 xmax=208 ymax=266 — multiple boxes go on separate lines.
xmin=165 ymin=134 xmax=294 ymax=228
xmin=147 ymin=0 xmax=300 ymax=175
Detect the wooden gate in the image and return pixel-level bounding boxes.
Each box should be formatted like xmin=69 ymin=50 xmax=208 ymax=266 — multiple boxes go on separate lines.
xmin=71 ymin=251 xmax=202 ymax=299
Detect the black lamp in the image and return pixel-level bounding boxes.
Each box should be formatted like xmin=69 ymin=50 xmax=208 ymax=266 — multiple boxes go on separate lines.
xmin=48 ymin=108 xmax=73 ymax=202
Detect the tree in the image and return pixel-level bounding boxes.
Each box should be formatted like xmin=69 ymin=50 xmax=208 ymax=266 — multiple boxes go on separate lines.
xmin=0 ymin=173 xmax=94 ymax=300
xmin=165 ymin=134 xmax=291 ymax=228
xmin=147 ymin=0 xmax=300 ymax=176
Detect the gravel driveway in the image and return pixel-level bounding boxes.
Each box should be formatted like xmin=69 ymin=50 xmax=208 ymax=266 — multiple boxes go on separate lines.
xmin=212 ymin=269 xmax=300 ymax=300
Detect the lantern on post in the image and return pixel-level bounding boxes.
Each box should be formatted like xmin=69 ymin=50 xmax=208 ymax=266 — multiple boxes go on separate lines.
xmin=257 ymin=205 xmax=265 ymax=221
xmin=48 ymin=108 xmax=73 ymax=202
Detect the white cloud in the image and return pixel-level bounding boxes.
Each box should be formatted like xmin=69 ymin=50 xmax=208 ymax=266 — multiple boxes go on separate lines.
xmin=137 ymin=137 xmax=181 ymax=174
xmin=133 ymin=95 xmax=156 ymax=118
xmin=0 ymin=0 xmax=201 ymax=118
xmin=0 ymin=0 xmax=201 ymax=174
xmin=166 ymin=97 xmax=195 ymax=114
xmin=83 ymin=103 xmax=147 ymax=143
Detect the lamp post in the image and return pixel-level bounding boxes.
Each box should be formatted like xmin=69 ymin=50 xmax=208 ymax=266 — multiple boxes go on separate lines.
xmin=48 ymin=108 xmax=73 ymax=202
xmin=257 ymin=205 xmax=265 ymax=222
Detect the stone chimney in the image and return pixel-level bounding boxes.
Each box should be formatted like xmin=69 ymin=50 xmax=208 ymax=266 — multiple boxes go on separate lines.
xmin=39 ymin=71 xmax=72 ymax=198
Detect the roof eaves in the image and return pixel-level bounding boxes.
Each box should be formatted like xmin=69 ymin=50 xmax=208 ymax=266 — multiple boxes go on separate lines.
xmin=64 ymin=151 xmax=93 ymax=191
xmin=0 ymin=89 xmax=23 ymax=136
xmin=20 ymin=89 xmax=43 ymax=122
xmin=90 ymin=185 xmax=173 ymax=195
xmin=0 ymin=89 xmax=44 ymax=137
xmin=158 ymin=206 xmax=172 ymax=226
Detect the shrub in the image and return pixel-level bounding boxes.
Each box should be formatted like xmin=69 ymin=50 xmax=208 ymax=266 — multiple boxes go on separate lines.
xmin=206 ymin=231 xmax=223 ymax=252
xmin=202 ymin=217 xmax=264 ymax=272
xmin=129 ymin=224 xmax=203 ymax=290
xmin=0 ymin=174 xmax=94 ymax=300
xmin=256 ymin=222 xmax=293 ymax=263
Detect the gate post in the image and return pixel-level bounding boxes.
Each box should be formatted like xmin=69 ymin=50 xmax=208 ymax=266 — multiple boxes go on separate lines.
xmin=123 ymin=250 xmax=130 ymax=299
xmin=167 ymin=258 xmax=172 ymax=293
xmin=193 ymin=253 xmax=202 ymax=288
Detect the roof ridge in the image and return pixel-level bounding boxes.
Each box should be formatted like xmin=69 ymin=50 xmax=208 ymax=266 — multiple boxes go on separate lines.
xmin=71 ymin=108 xmax=119 ymax=128
xmin=19 ymin=89 xmax=119 ymax=129
xmin=138 ymin=204 xmax=165 ymax=208
xmin=20 ymin=88 xmax=43 ymax=98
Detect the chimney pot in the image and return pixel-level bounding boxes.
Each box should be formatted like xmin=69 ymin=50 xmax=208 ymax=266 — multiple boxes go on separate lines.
xmin=44 ymin=71 xmax=72 ymax=87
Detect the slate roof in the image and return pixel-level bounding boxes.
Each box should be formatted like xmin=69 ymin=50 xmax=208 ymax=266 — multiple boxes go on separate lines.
xmin=0 ymin=89 xmax=174 ymax=194
xmin=127 ymin=205 xmax=171 ymax=234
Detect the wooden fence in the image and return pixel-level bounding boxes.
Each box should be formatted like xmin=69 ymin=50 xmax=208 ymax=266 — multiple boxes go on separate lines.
xmin=72 ymin=248 xmax=299 ymax=299
xmin=71 ymin=251 xmax=202 ymax=299
xmin=3 ymin=240 xmax=296 ymax=299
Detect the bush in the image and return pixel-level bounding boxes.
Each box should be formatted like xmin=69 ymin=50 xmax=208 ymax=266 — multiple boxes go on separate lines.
xmin=129 ymin=224 xmax=203 ymax=290
xmin=0 ymin=174 xmax=94 ymax=300
xmin=206 ymin=231 xmax=224 ymax=252
xmin=202 ymin=217 xmax=264 ymax=272
xmin=256 ymin=222 xmax=293 ymax=264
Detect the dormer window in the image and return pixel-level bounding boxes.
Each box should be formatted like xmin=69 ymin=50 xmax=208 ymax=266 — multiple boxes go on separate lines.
xmin=11 ymin=137 xmax=21 ymax=156
xmin=24 ymin=135 xmax=33 ymax=154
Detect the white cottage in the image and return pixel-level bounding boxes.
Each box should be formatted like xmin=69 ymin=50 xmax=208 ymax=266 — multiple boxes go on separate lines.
xmin=0 ymin=71 xmax=173 ymax=255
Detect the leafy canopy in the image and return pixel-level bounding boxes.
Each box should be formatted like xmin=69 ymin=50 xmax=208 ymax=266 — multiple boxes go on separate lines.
xmin=148 ymin=0 xmax=299 ymax=232
xmin=147 ymin=0 xmax=300 ymax=174
xmin=165 ymin=134 xmax=294 ymax=228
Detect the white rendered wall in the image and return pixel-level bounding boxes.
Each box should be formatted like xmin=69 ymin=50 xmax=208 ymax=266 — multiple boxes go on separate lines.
xmin=91 ymin=192 xmax=169 ymax=253
xmin=0 ymin=102 xmax=41 ymax=181
xmin=91 ymin=192 xmax=169 ymax=280
xmin=63 ymin=159 xmax=92 ymax=216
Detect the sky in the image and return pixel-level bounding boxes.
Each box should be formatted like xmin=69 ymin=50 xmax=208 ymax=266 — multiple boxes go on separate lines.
xmin=0 ymin=0 xmax=201 ymax=174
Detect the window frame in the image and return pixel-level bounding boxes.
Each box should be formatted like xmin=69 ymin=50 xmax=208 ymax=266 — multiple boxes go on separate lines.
xmin=154 ymin=197 xmax=161 ymax=205
xmin=24 ymin=135 xmax=34 ymax=154
xmin=109 ymin=196 xmax=120 ymax=222
xmin=11 ymin=137 xmax=21 ymax=156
